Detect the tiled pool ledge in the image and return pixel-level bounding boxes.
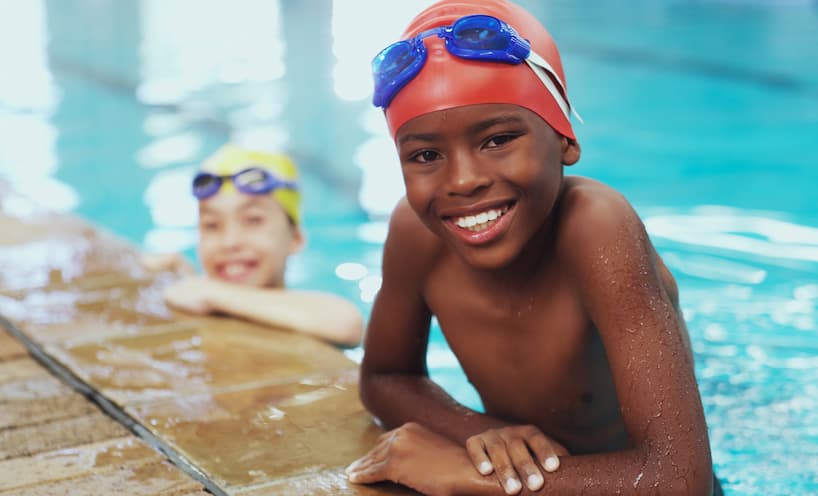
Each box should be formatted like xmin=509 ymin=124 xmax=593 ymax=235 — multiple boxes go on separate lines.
xmin=0 ymin=184 xmax=414 ymax=495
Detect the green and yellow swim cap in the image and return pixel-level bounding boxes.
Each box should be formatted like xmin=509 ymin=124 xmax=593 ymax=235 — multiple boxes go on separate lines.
xmin=198 ymin=144 xmax=301 ymax=224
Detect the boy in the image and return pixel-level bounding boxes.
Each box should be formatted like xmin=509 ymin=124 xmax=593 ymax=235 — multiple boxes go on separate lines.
xmin=346 ymin=0 xmax=720 ymax=494
xmin=142 ymin=144 xmax=363 ymax=347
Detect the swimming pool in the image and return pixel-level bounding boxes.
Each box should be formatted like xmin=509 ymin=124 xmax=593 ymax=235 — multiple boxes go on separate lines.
xmin=1 ymin=0 xmax=816 ymax=493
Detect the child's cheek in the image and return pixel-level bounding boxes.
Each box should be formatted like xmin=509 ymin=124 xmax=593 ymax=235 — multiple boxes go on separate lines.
xmin=196 ymin=240 xmax=218 ymax=275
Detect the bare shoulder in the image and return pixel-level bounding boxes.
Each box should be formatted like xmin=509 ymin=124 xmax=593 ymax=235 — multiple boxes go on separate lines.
xmin=557 ymin=177 xmax=638 ymax=231
xmin=555 ymin=177 xmax=680 ymax=303
xmin=554 ymin=176 xmax=646 ymax=261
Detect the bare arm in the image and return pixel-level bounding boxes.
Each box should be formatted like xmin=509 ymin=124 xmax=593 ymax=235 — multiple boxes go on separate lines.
xmin=503 ymin=185 xmax=713 ymax=495
xmin=141 ymin=252 xmax=196 ymax=275
xmin=360 ymin=200 xmax=512 ymax=441
xmin=164 ymin=276 xmax=363 ymax=347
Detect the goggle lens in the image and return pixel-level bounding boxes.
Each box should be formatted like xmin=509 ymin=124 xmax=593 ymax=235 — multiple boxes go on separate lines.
xmin=378 ymin=41 xmax=416 ymax=78
xmin=192 ymin=174 xmax=222 ymax=198
xmin=233 ymin=168 xmax=270 ymax=193
xmin=452 ymin=16 xmax=503 ymax=49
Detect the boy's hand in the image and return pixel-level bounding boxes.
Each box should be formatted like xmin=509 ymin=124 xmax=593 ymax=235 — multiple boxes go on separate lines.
xmin=466 ymin=425 xmax=569 ymax=494
xmin=163 ymin=276 xmax=214 ymax=315
xmin=141 ymin=252 xmax=196 ymax=275
xmin=347 ymin=422 xmax=476 ymax=496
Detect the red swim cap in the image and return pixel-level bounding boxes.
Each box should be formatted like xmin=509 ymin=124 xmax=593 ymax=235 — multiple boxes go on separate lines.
xmin=384 ymin=0 xmax=575 ymax=141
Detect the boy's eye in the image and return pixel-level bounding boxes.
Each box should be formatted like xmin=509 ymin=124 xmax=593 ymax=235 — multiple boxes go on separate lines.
xmin=484 ymin=133 xmax=519 ymax=148
xmin=243 ymin=215 xmax=265 ymax=226
xmin=200 ymin=221 xmax=219 ymax=231
xmin=411 ymin=150 xmax=441 ymax=163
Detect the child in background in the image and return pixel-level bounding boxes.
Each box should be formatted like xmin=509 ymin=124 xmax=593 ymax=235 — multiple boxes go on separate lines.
xmin=347 ymin=0 xmax=721 ymax=494
xmin=142 ymin=144 xmax=363 ymax=348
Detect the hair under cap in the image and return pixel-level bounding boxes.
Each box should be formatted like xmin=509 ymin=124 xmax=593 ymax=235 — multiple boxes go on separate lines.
xmin=384 ymin=0 xmax=575 ymax=141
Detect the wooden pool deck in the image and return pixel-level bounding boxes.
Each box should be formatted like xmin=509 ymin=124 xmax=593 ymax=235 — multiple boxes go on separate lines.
xmin=0 ymin=183 xmax=414 ymax=495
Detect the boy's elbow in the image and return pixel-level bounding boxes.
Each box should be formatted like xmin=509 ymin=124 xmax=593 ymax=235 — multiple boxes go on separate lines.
xmin=639 ymin=442 xmax=713 ymax=495
xmin=333 ymin=309 xmax=364 ymax=348
xmin=661 ymin=470 xmax=714 ymax=496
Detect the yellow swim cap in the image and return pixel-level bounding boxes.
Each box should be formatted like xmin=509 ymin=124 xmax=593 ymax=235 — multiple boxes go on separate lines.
xmin=200 ymin=144 xmax=301 ymax=225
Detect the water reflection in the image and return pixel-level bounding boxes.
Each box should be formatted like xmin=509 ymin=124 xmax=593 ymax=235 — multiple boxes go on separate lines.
xmin=0 ymin=0 xmax=58 ymax=110
xmin=329 ymin=0 xmax=436 ymax=101
xmin=0 ymin=1 xmax=76 ymax=212
xmin=142 ymin=166 xmax=197 ymax=253
xmin=137 ymin=132 xmax=203 ymax=168
xmin=646 ymin=209 xmax=818 ymax=265
xmin=137 ymin=0 xmax=285 ymax=105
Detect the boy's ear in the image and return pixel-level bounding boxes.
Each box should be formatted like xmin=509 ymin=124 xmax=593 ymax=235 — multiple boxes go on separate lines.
xmin=561 ymin=138 xmax=581 ymax=166
xmin=289 ymin=226 xmax=306 ymax=255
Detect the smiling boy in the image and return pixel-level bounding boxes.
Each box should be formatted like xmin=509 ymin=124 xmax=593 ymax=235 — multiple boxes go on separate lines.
xmin=143 ymin=144 xmax=363 ymax=347
xmin=347 ymin=0 xmax=720 ymax=494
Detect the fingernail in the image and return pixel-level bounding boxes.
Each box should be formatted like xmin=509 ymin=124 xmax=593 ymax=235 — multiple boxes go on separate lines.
xmin=479 ymin=461 xmax=493 ymax=474
xmin=527 ymin=473 xmax=543 ymax=489
xmin=544 ymin=456 xmax=559 ymax=472
xmin=505 ymin=478 xmax=521 ymax=494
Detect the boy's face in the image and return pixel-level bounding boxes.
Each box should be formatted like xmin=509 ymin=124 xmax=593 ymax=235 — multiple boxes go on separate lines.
xmin=396 ymin=103 xmax=579 ymax=269
xmin=197 ymin=192 xmax=303 ymax=288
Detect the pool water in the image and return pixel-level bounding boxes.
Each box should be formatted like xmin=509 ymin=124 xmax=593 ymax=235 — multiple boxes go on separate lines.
xmin=1 ymin=0 xmax=817 ymax=493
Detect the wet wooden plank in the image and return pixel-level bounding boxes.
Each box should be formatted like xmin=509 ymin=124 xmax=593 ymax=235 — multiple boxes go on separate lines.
xmin=0 ymin=458 xmax=206 ymax=496
xmin=0 ymin=328 xmax=26 ymax=361
xmin=0 ymin=436 xmax=204 ymax=494
xmin=0 ymin=410 xmax=129 ymax=461
xmin=126 ymin=370 xmax=385 ymax=490
xmin=0 ymin=279 xmax=176 ymax=346
xmin=0 ymin=357 xmax=44 ymax=383
xmin=45 ymin=319 xmax=356 ymax=405
xmin=231 ymin=470 xmax=418 ymax=496
xmin=0 ymin=204 xmax=150 ymax=294
xmin=0 ymin=356 xmax=98 ymax=430
xmin=0 ymin=372 xmax=98 ymax=430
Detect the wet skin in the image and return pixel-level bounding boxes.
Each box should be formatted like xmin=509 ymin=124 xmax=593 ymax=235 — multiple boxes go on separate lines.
xmin=353 ymin=104 xmax=713 ymax=495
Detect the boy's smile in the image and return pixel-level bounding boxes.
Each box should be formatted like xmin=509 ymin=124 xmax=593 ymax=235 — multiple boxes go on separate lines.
xmin=214 ymin=257 xmax=260 ymax=283
xmin=396 ymin=103 xmax=579 ymax=269
xmin=443 ymin=200 xmax=516 ymax=246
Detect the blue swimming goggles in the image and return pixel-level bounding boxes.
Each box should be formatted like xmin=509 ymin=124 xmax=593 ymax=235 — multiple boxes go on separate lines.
xmin=372 ymin=14 xmax=581 ymax=121
xmin=192 ymin=167 xmax=298 ymax=200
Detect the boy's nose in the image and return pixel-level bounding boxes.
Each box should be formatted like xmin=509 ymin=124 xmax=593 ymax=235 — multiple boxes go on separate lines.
xmin=446 ymin=153 xmax=491 ymax=197
xmin=220 ymin=223 xmax=243 ymax=249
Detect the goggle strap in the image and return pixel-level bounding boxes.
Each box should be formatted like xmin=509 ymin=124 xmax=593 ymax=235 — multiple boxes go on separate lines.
xmin=525 ymin=52 xmax=584 ymax=124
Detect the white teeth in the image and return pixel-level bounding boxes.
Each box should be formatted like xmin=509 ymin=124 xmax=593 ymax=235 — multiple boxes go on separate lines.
xmin=454 ymin=206 xmax=509 ymax=231
xmin=224 ymin=264 xmax=248 ymax=277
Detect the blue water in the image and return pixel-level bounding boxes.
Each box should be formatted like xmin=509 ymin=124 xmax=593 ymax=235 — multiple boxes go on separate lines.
xmin=1 ymin=1 xmax=817 ymax=493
